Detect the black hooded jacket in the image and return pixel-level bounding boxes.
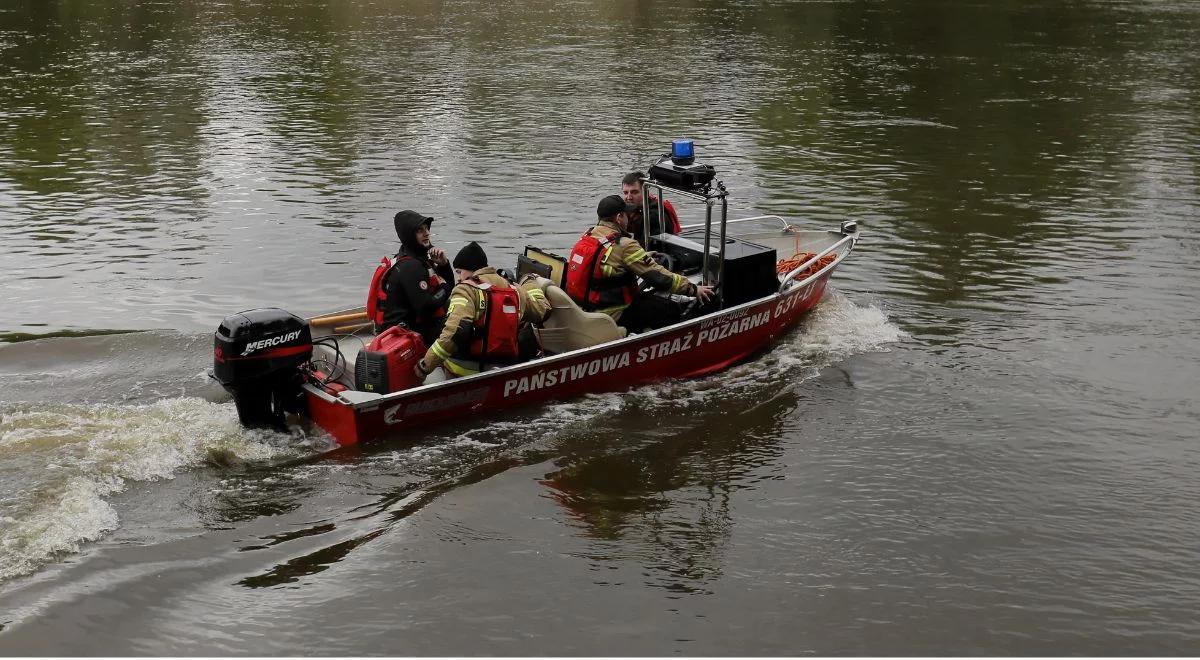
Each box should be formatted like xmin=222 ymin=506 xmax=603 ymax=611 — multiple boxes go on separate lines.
xmin=381 ymin=210 xmax=454 ymax=344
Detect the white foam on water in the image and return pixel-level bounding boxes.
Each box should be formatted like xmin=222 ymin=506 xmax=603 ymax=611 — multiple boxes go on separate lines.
xmin=630 ymin=290 xmax=905 ymax=408
xmin=369 ymin=293 xmax=900 ymax=472
xmin=794 ymin=289 xmax=906 ymax=358
xmin=0 ymin=397 xmax=305 ymax=582
xmin=0 ymin=477 xmax=121 ymax=581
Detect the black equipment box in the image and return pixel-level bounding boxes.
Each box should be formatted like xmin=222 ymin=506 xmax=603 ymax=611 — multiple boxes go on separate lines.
xmin=648 ymin=233 xmax=706 ymax=275
xmin=648 ymin=156 xmax=716 ymax=193
xmin=650 ymin=234 xmax=778 ymax=308
xmin=705 ymin=237 xmax=778 ymax=308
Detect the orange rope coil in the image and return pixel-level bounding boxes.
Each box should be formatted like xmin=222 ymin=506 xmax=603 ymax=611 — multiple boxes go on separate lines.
xmin=777 ymin=252 xmax=836 ymax=279
xmin=776 ymin=232 xmax=837 ymax=279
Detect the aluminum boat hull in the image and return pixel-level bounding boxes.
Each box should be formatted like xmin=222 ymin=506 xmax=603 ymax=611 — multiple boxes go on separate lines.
xmin=304 ymin=266 xmax=838 ymax=446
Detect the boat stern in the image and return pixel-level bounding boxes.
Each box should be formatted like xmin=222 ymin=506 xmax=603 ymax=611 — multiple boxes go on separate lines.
xmin=304 ymin=385 xmax=362 ymax=445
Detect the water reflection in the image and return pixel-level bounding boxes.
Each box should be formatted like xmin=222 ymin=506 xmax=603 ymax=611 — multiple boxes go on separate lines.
xmin=540 ymin=381 xmax=800 ymax=595
xmin=210 ymin=369 xmax=808 ymax=595
xmin=222 ymin=436 xmax=527 ymax=589
xmin=3 ymin=0 xmax=1197 ymax=338
xmin=746 ymin=1 xmax=1200 ymax=316
xmin=237 ymin=527 xmax=384 ymax=589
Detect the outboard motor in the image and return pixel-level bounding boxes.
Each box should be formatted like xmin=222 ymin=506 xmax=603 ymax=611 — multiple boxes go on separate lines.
xmin=212 ymin=308 xmax=312 ymax=428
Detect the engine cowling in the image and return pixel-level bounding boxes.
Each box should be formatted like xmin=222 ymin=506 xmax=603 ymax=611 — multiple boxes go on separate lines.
xmin=213 ymin=308 xmax=312 ymax=428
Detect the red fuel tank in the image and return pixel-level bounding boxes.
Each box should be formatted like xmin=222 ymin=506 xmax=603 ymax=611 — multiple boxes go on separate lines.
xmin=353 ymin=326 xmax=427 ymax=394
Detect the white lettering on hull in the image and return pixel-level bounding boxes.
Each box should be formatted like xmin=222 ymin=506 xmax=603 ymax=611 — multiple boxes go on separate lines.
xmin=503 ymin=351 xmax=632 ymax=397
xmin=379 ymin=292 xmax=819 ymax=424
xmin=694 ymin=310 xmax=772 ymax=347
xmin=501 ymin=303 xmax=783 ymax=399
xmin=772 ymin=287 xmax=814 ymax=318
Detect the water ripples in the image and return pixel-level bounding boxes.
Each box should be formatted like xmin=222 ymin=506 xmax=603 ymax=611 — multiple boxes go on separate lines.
xmin=2 ymin=0 xmax=1200 ymax=653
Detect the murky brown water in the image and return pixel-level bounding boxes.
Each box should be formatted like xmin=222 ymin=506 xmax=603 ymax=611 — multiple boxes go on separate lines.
xmin=2 ymin=0 xmax=1199 ymax=654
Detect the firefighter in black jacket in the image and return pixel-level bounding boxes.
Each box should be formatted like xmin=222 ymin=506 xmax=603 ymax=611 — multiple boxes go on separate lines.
xmin=373 ymin=210 xmax=454 ymax=346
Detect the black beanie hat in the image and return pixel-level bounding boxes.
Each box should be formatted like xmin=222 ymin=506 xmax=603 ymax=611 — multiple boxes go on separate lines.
xmin=452 ymin=241 xmax=488 ymax=271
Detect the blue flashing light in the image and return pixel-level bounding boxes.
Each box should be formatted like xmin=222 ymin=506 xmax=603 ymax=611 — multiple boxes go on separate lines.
xmin=671 ymin=139 xmax=695 ymax=163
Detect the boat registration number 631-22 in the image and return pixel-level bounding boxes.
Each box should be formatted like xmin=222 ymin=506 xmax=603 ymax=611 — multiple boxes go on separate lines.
xmin=773 ymin=287 xmax=810 ymax=318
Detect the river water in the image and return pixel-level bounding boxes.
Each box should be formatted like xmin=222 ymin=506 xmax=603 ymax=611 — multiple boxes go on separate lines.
xmin=2 ymin=0 xmax=1198 ymax=655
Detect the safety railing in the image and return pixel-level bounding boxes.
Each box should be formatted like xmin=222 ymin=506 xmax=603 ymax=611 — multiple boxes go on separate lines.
xmin=678 ymin=214 xmax=789 ymax=233
xmin=778 ymin=233 xmax=857 ymax=291
xmin=639 ymin=179 xmax=729 ymax=308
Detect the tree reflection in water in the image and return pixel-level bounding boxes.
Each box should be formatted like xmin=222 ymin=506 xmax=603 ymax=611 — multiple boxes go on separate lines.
xmin=539 ymin=381 xmax=802 ymax=595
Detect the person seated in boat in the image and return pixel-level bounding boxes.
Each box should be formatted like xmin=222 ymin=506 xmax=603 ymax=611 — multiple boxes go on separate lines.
xmin=566 ymin=195 xmax=713 ymax=333
xmin=622 ymin=171 xmax=681 ymax=238
xmin=371 ymin=210 xmax=455 ymax=346
xmin=414 ymin=242 xmax=551 ymax=380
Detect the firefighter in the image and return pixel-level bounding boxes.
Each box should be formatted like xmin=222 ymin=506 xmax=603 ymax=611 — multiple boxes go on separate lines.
xmin=566 ymin=195 xmax=714 ymax=332
xmin=415 ymin=242 xmax=551 ymax=380
xmin=621 ymin=171 xmax=682 ymax=238
xmin=370 ymin=210 xmax=454 ymax=346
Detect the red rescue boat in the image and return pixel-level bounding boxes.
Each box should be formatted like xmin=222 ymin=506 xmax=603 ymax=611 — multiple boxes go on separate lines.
xmin=211 ymin=145 xmax=860 ymax=446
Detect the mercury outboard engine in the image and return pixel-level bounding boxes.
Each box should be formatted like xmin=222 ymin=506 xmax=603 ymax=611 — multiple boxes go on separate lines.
xmin=212 ymin=308 xmax=312 ymax=428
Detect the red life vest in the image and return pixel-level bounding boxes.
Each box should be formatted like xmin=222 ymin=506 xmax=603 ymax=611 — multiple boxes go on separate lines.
xmin=366 ymin=256 xmax=393 ymax=328
xmin=631 ymin=197 xmax=682 ymax=236
xmin=565 ymin=230 xmax=637 ymax=311
xmin=367 ymin=254 xmax=448 ymax=329
xmin=463 ymin=278 xmax=521 ymax=359
xmin=662 ymin=199 xmax=682 ymax=234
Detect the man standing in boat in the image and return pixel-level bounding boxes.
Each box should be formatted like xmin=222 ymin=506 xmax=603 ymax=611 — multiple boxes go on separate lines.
xmin=566 ymin=195 xmax=713 ymax=333
xmin=372 ymin=210 xmax=455 ymax=346
xmin=622 ymin=171 xmax=682 ymax=238
xmin=414 ymin=241 xmax=551 ymax=380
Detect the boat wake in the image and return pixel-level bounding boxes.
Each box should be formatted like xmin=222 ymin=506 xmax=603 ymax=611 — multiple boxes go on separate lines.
xmin=0 ymin=397 xmax=318 ymax=583
xmin=0 ymin=291 xmax=901 ymax=584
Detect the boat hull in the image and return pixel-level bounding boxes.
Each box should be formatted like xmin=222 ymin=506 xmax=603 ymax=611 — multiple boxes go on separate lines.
xmin=303 ymin=274 xmax=832 ymax=446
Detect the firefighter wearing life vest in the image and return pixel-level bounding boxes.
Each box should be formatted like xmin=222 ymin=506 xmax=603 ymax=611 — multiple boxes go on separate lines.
xmin=368 ymin=210 xmax=455 ymax=346
xmin=566 ymin=195 xmax=714 ymax=332
xmin=621 ymin=171 xmax=682 ymax=239
xmin=415 ymin=242 xmax=552 ymax=380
